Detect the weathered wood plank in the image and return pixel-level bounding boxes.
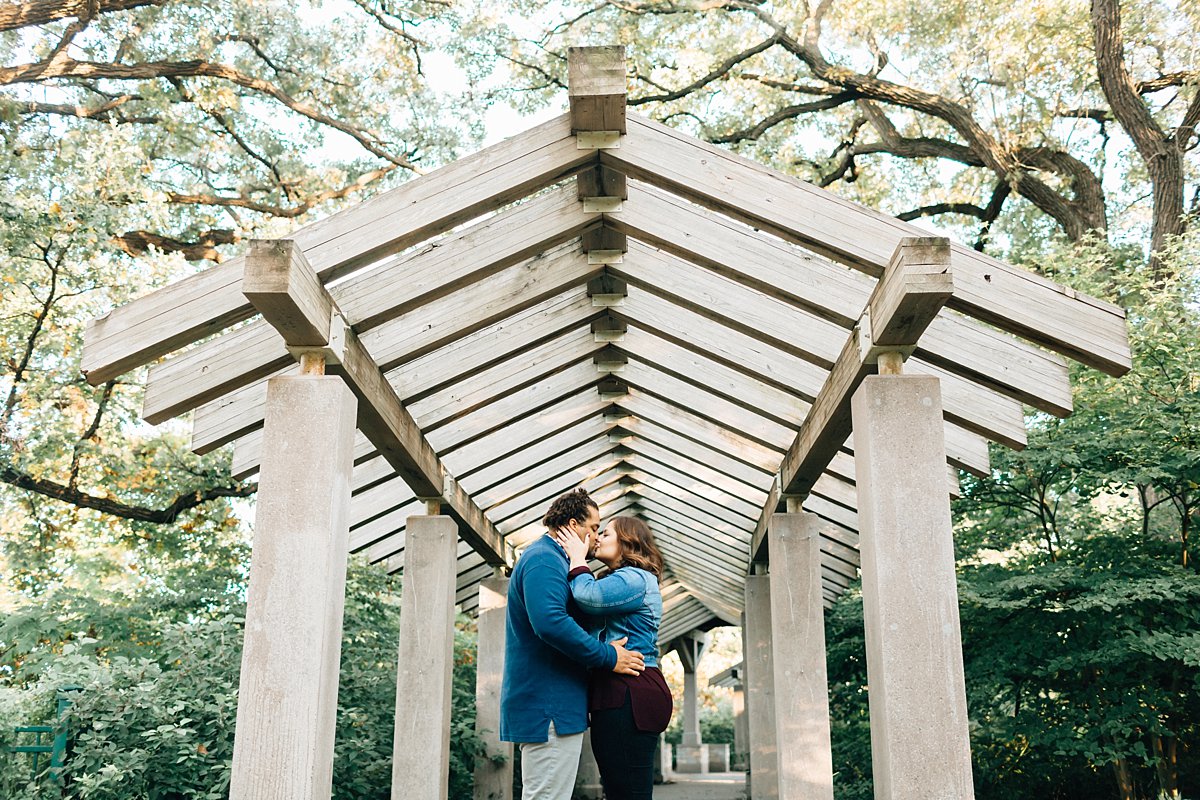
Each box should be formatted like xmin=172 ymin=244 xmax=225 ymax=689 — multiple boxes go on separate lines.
xmin=190 ymin=287 xmax=600 ymax=455
xmin=748 ymin=239 xmax=955 ymax=562
xmin=242 ymin=240 xmax=332 ymax=348
xmin=605 ymin=114 xmax=1130 ymax=376
xmin=84 ymin=113 xmax=594 ymax=385
xmin=613 ymin=184 xmax=1069 ymax=416
xmin=241 ymin=242 xmax=506 ymax=565
xmin=144 ymin=186 xmax=593 ymax=424
xmin=616 ymin=243 xmax=1027 ymax=449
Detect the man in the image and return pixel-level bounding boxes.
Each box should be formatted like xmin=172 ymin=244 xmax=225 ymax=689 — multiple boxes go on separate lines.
xmin=500 ymin=488 xmax=645 ymax=799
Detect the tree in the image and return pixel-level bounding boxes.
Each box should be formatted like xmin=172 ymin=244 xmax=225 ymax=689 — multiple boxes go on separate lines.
xmin=0 ymin=0 xmax=472 ymax=554
xmin=465 ymin=0 xmax=1198 ymax=258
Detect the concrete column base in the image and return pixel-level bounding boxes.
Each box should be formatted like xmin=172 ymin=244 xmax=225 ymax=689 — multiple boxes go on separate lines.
xmin=473 ymin=576 xmax=512 ymax=800
xmin=707 ymin=743 xmax=731 ymax=772
xmin=655 ymin=738 xmax=674 ymax=784
xmin=853 ymin=375 xmax=975 ymax=800
xmin=769 ymin=512 xmax=834 ymax=800
xmin=674 ymin=743 xmax=710 ymax=774
xmin=744 ymin=576 xmax=779 ymax=799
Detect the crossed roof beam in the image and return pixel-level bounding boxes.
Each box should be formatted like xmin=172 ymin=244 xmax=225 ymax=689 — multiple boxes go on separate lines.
xmin=80 ymin=46 xmax=1130 ymax=625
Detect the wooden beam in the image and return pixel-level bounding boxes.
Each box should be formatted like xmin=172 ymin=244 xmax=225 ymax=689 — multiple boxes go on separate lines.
xmin=613 ymin=243 xmax=1028 ymax=449
xmin=604 ymin=113 xmax=1130 ymax=377
xmin=568 ymin=46 xmax=627 ymax=134
xmin=611 ymin=182 xmax=1065 ymax=419
xmin=749 ymin=238 xmax=954 ymax=563
xmin=143 ymin=186 xmax=594 ymax=425
xmin=191 ymin=286 xmax=600 ymax=455
xmin=242 ymin=240 xmax=333 ymax=348
xmin=83 ymin=113 xmax=594 ymax=385
xmin=241 ymin=241 xmax=506 ymax=566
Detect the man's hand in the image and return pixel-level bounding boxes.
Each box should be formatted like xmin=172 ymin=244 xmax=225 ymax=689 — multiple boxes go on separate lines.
xmin=610 ymin=636 xmax=645 ymax=676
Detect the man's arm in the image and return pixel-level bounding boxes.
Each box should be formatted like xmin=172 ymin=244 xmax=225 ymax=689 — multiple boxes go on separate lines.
xmin=523 ymin=563 xmax=618 ymax=670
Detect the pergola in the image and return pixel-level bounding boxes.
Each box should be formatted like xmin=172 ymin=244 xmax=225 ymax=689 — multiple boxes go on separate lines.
xmin=82 ymin=47 xmax=1130 ymax=800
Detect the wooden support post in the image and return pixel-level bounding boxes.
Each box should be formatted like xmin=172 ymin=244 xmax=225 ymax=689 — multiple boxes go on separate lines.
xmin=229 ymin=374 xmax=356 ymax=800
xmin=750 ymin=237 xmax=954 ymax=564
xmin=567 ymin=46 xmax=627 ymax=135
xmin=240 ymin=238 xmax=506 ymax=566
xmin=744 ymin=578 xmax=779 ymax=799
xmin=391 ymin=515 xmax=460 ymax=800
xmin=852 ymin=374 xmax=975 ymax=800
xmin=768 ymin=512 xmax=834 ymax=800
xmin=473 ymin=573 xmax=512 ymax=800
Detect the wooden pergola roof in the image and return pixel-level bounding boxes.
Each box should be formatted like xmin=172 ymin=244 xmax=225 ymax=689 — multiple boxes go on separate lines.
xmin=82 ymin=47 xmax=1130 ymax=644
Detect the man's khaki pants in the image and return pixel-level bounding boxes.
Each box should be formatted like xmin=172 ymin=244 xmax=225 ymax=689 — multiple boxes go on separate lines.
xmin=520 ymin=721 xmax=584 ymax=800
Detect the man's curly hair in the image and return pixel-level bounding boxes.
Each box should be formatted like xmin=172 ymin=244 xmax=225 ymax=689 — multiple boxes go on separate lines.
xmin=542 ymin=488 xmax=598 ymax=530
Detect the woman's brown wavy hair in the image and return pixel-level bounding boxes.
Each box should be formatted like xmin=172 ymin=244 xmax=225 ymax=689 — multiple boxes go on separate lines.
xmin=609 ymin=516 xmax=665 ymax=580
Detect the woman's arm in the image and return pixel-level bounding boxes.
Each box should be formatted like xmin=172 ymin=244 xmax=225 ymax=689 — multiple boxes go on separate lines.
xmin=570 ymin=569 xmax=647 ymax=615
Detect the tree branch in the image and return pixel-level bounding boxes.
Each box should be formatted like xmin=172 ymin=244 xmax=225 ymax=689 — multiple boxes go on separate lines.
xmin=630 ymin=36 xmax=778 ymax=105
xmin=0 ymin=57 xmax=421 ymax=172
xmin=0 ymin=0 xmax=166 ymax=32
xmin=0 ymin=464 xmax=257 ymax=524
xmin=113 ymin=229 xmax=240 ymax=261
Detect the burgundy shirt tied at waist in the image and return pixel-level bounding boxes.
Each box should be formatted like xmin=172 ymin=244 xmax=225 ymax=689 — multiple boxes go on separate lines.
xmin=588 ymin=666 xmax=673 ymax=733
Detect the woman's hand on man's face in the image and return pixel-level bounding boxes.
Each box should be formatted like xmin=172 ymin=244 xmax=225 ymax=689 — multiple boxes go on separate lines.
xmin=553 ymin=527 xmax=590 ymax=568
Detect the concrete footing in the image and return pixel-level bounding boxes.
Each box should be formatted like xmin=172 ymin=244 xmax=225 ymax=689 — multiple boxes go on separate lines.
xmin=743 ymin=575 xmax=778 ymax=800
xmin=573 ymin=730 xmax=603 ymax=799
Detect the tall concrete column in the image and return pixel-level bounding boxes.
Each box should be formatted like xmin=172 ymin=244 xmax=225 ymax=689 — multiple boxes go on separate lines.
xmin=731 ymin=679 xmax=748 ymax=771
xmin=682 ymin=666 xmax=701 ymax=747
xmin=852 ymin=374 xmax=975 ymax=800
xmin=674 ymin=633 xmax=710 ymax=774
xmin=474 ymin=573 xmax=512 ymax=800
xmin=391 ymin=515 xmax=460 ymax=800
xmin=230 ymin=375 xmax=357 ymax=800
xmin=768 ymin=512 xmax=834 ymax=800
xmin=744 ymin=575 xmax=778 ymax=800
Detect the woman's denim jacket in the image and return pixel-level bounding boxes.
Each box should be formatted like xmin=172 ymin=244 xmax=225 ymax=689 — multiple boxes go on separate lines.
xmin=569 ymin=566 xmax=662 ymax=668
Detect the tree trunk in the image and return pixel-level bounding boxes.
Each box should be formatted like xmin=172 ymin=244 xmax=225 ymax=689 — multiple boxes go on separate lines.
xmin=1152 ymin=734 xmax=1180 ymax=798
xmin=1112 ymin=757 xmax=1137 ymax=800
xmin=1091 ymin=0 xmax=1189 ymax=275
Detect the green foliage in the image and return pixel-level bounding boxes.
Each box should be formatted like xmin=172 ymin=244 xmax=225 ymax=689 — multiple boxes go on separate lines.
xmin=825 ymin=234 xmax=1200 ymax=800
xmin=662 ymin=699 xmax=735 ymax=746
xmin=0 ymin=558 xmax=484 ymax=798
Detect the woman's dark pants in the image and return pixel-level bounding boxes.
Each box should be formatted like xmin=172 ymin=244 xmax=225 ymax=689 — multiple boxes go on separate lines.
xmin=589 ymin=694 xmax=660 ymax=800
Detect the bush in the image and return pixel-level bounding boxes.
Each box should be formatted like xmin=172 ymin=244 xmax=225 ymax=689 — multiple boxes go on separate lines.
xmin=0 ymin=559 xmax=485 ymax=799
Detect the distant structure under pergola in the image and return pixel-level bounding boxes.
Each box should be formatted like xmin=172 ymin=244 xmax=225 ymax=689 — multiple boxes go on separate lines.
xmin=82 ymin=46 xmax=1130 ymax=800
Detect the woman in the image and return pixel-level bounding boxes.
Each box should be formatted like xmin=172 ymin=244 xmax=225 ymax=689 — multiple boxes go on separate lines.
xmin=554 ymin=516 xmax=673 ymax=800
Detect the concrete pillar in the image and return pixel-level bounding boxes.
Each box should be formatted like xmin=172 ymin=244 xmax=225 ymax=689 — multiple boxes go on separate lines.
xmin=674 ymin=634 xmax=710 ymax=773
xmin=573 ymin=730 xmax=603 ymax=800
xmin=851 ymin=374 xmax=975 ymax=800
xmin=474 ymin=574 xmax=512 ymax=800
xmin=682 ymin=667 xmax=702 ymax=747
xmin=230 ymin=375 xmax=357 ymax=800
xmin=768 ymin=512 xmax=834 ymax=800
xmin=731 ymin=682 xmax=749 ymax=770
xmin=744 ymin=575 xmax=778 ymax=800
xmin=390 ymin=515 xmax=460 ymax=800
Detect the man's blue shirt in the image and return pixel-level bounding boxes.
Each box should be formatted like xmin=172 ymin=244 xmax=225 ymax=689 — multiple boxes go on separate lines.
xmin=500 ymin=535 xmax=617 ymax=743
